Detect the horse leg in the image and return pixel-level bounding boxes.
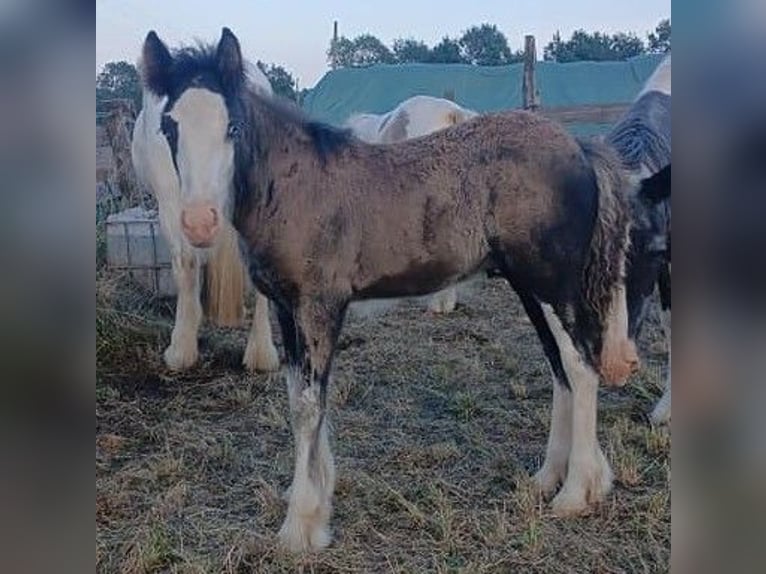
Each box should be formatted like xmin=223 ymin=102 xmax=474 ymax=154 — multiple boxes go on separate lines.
xmin=164 ymin=250 xmax=203 ymax=370
xmin=512 ymin=289 xmax=572 ymax=496
xmin=427 ymin=286 xmax=457 ymax=314
xmin=277 ymin=299 xmax=346 ymax=552
xmin=651 ymin=366 xmax=671 ymax=424
xmin=243 ymin=290 xmax=280 ymax=372
xmin=535 ymin=377 xmax=573 ymax=496
xmin=541 ymin=304 xmax=613 ymax=516
xmin=651 ymin=307 xmax=672 ymax=424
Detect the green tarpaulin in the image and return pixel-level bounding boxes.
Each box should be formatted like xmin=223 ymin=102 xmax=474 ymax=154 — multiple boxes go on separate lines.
xmin=302 ymin=54 xmax=665 ymax=135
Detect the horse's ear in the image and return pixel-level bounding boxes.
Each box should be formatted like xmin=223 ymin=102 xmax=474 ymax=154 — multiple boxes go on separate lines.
xmin=216 ymin=27 xmax=244 ymax=93
xmin=640 ymin=164 xmax=671 ymax=203
xmin=141 ymin=31 xmax=173 ymax=95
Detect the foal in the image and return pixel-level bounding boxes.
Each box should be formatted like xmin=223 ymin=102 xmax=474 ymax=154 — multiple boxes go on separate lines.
xmin=140 ymin=28 xmax=640 ymax=551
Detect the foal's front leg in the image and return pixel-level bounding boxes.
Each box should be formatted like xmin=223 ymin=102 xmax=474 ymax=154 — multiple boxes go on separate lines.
xmin=277 ymin=300 xmax=345 ymax=552
xmin=164 ymin=251 xmax=203 ymax=370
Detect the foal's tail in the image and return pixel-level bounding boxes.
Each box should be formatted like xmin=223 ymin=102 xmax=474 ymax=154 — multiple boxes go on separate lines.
xmin=205 ymin=221 xmax=246 ymax=327
xmin=579 ymin=139 xmax=637 ymax=383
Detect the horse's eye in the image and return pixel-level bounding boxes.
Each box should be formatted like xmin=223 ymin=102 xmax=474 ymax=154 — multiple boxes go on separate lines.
xmin=227 ymin=122 xmax=241 ymax=139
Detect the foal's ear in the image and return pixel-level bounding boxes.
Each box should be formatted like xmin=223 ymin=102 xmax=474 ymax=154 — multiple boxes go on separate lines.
xmin=640 ymin=163 xmax=671 ymax=203
xmin=141 ymin=30 xmax=173 ymax=95
xmin=216 ymin=27 xmax=245 ymax=93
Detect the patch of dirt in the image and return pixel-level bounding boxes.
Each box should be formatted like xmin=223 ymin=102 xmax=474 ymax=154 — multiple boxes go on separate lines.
xmin=96 ymin=276 xmax=670 ymax=573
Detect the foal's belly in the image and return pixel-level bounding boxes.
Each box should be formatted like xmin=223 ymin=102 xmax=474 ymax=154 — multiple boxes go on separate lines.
xmin=351 ymin=256 xmax=490 ymax=300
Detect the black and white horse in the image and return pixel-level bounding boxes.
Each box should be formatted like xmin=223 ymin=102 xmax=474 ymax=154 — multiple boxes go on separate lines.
xmin=607 ymin=55 xmax=672 ymax=423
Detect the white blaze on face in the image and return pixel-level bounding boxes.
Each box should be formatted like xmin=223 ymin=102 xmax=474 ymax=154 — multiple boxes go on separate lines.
xmin=170 ymin=87 xmax=234 ymax=214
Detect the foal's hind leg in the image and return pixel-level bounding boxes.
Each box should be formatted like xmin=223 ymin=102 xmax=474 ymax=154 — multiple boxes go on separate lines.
xmin=534 ymin=376 xmax=573 ymax=496
xmin=243 ymin=290 xmax=280 ymax=372
xmin=512 ymin=289 xmax=573 ymax=496
xmin=164 ymin=251 xmax=203 ymax=370
xmin=541 ymin=305 xmax=613 ymax=516
xmin=276 ymin=299 xmax=346 ymax=552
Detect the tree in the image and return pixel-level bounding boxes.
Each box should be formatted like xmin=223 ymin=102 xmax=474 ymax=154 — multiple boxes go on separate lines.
xmin=96 ymin=61 xmax=141 ymax=117
xmin=429 ymin=37 xmax=465 ymax=64
xmin=352 ymin=34 xmax=395 ymax=66
xmin=648 ymin=19 xmax=671 ymax=53
xmin=459 ymin=24 xmax=520 ymax=66
xmin=544 ymin=29 xmax=647 ymax=62
xmin=327 ymin=34 xmax=394 ymax=68
xmin=392 ymin=38 xmax=431 ymax=64
xmin=257 ymin=61 xmax=298 ymax=101
xmin=610 ymin=32 xmax=646 ymax=60
xmin=327 ymin=36 xmax=355 ymax=69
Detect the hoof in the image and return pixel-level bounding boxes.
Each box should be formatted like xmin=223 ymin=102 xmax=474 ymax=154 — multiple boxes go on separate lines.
xmin=650 ymin=401 xmax=671 ymax=425
xmin=278 ymin=512 xmax=331 ymax=553
xmin=243 ymin=342 xmax=280 ymax=373
xmin=552 ymin=450 xmax=613 ymax=516
xmin=427 ymin=288 xmax=457 ymax=314
xmin=551 ymin=486 xmax=591 ymax=517
xmin=163 ymin=343 xmax=198 ymax=371
xmin=533 ymin=464 xmax=566 ymax=498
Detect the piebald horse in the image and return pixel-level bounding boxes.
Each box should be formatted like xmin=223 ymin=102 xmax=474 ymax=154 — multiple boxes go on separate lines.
xmin=607 ymin=55 xmax=671 ymax=424
xmin=345 ymin=95 xmax=479 ymax=313
xmin=137 ymin=28 xmax=643 ymax=552
xmin=131 ymin=56 xmax=279 ymax=372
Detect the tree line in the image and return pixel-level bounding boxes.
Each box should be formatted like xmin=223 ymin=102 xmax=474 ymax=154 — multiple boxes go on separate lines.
xmin=329 ymin=20 xmax=670 ymax=68
xmin=96 ymin=20 xmax=669 ymax=115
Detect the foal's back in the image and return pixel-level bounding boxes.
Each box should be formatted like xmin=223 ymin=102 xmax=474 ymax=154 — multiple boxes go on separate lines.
xmin=341 ymin=110 xmax=594 ymax=228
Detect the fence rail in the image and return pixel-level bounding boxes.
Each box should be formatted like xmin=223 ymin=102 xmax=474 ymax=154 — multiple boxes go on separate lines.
xmin=538 ymin=103 xmax=630 ymax=125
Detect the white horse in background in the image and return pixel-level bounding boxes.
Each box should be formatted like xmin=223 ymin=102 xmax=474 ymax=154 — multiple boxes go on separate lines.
xmin=345 ymin=95 xmax=479 ymax=313
xmin=131 ymin=61 xmax=279 ymax=372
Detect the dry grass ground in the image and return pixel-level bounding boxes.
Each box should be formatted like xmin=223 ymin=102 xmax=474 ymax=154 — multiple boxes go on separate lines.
xmin=96 ymin=273 xmax=670 ymax=573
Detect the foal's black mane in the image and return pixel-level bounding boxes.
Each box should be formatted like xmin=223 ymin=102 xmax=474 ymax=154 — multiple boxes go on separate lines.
xmin=607 ymin=91 xmax=671 ymax=173
xmin=248 ymin=89 xmax=353 ymax=161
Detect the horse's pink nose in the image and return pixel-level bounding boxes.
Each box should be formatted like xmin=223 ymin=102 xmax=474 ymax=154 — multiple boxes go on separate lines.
xmin=181 ymin=203 xmax=219 ymax=248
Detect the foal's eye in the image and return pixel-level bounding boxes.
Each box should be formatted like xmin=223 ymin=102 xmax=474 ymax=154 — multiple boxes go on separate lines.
xmin=227 ymin=122 xmax=241 ymax=139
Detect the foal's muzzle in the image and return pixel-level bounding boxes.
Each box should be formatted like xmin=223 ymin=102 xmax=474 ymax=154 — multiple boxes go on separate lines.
xmin=600 ymin=340 xmax=640 ymax=387
xmin=181 ymin=203 xmax=220 ymax=248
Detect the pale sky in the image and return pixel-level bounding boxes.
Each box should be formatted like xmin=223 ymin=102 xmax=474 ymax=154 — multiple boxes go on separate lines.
xmin=97 ymin=0 xmax=670 ymax=89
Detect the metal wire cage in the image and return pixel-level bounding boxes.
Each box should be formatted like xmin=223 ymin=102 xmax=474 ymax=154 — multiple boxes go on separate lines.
xmin=105 ymin=208 xmax=175 ymax=296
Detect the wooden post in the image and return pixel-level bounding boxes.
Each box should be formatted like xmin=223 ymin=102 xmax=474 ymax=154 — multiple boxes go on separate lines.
xmin=330 ymin=20 xmax=339 ymax=70
xmin=522 ymin=35 xmax=540 ymax=111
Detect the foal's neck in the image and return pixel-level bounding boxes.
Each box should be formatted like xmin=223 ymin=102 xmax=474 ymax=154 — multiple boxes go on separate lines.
xmin=233 ymin=92 xmax=305 ymax=220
